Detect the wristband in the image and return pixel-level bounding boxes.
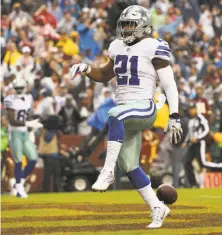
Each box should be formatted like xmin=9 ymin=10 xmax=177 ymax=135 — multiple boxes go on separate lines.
xmin=169 ymin=113 xmax=180 ymax=119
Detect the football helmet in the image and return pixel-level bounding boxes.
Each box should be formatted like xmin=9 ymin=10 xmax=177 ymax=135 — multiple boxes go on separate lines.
xmin=12 ymin=78 xmax=27 ymax=97
xmin=117 ymin=5 xmax=152 ymax=44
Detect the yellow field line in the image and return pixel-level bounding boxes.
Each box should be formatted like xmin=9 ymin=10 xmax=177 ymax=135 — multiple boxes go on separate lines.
xmin=2 ymin=218 xmax=192 ymax=228
xmin=2 ymin=208 xmax=221 ymax=218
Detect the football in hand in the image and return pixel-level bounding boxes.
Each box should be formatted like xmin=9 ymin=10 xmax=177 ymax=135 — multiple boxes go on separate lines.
xmin=156 ymin=184 xmax=178 ymax=205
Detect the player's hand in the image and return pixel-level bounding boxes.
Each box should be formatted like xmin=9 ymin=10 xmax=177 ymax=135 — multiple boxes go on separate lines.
xmin=69 ymin=63 xmax=91 ymax=80
xmin=26 ymin=119 xmax=43 ymax=129
xmin=165 ymin=113 xmax=183 ymax=144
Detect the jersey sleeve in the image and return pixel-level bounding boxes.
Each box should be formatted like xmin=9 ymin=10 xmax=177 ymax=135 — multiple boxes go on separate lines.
xmin=107 ymin=40 xmax=116 ymax=60
xmin=3 ymin=96 xmax=14 ymax=109
xmin=153 ymin=39 xmax=171 ymax=62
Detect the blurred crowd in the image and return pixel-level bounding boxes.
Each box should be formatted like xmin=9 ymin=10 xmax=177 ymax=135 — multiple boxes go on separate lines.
xmin=1 ymin=0 xmax=222 ymax=190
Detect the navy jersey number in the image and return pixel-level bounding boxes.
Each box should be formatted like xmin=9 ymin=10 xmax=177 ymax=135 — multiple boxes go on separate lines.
xmin=17 ymin=110 xmax=28 ymax=122
xmin=114 ymin=55 xmax=139 ymax=86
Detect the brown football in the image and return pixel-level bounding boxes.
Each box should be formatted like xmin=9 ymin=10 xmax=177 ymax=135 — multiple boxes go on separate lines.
xmin=156 ymin=184 xmax=178 ymax=205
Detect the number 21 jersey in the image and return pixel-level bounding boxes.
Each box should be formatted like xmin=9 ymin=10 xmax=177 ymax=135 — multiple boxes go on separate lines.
xmin=4 ymin=94 xmax=33 ymax=132
xmin=108 ymin=38 xmax=171 ymax=104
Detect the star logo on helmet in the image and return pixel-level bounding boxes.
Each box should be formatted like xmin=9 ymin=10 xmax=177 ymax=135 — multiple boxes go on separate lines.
xmin=122 ymin=6 xmax=133 ymax=17
xmin=139 ymin=9 xmax=147 ymax=18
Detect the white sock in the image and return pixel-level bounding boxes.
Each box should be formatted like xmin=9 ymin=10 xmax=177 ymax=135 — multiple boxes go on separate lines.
xmin=21 ymin=178 xmax=25 ymax=186
xmin=9 ymin=178 xmax=16 ymax=189
xmin=137 ymin=184 xmax=162 ymax=209
xmin=103 ymin=141 xmax=122 ymax=173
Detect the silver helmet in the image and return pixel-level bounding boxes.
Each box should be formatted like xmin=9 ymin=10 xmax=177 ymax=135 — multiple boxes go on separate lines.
xmin=117 ymin=5 xmax=152 ymax=44
xmin=12 ymin=78 xmax=27 ymax=97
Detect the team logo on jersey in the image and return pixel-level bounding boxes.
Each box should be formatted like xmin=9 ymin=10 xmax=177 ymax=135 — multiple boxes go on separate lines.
xmin=126 ymin=47 xmax=130 ymax=52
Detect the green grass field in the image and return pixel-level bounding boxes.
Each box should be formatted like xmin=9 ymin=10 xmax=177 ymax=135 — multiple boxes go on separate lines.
xmin=1 ymin=188 xmax=222 ymax=235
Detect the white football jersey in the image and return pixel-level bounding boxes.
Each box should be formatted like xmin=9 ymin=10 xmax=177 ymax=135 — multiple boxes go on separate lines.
xmin=108 ymin=38 xmax=171 ymax=104
xmin=4 ymin=94 xmax=33 ymax=132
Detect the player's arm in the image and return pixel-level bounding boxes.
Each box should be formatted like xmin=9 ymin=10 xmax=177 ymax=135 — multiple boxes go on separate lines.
xmin=152 ymin=58 xmax=182 ymax=144
xmin=152 ymin=58 xmax=179 ymax=116
xmin=6 ymin=108 xmax=25 ymax=126
xmin=69 ymin=59 xmax=115 ymax=83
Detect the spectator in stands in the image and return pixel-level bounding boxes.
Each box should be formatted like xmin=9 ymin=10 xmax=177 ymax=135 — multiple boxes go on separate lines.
xmin=57 ymin=11 xmax=76 ymax=35
xmin=175 ymin=0 xmax=200 ymax=23
xmin=199 ymin=6 xmax=215 ymax=39
xmin=56 ymin=31 xmax=79 ymax=57
xmin=9 ymin=3 xmax=34 ymax=32
xmin=212 ymin=6 xmax=222 ymax=37
xmin=31 ymin=77 xmax=43 ymax=101
xmin=34 ymin=89 xmax=56 ymax=121
xmin=58 ymin=94 xmax=83 ymax=134
xmin=192 ymin=85 xmax=210 ymax=116
xmin=48 ymin=1 xmax=63 ymax=23
xmin=77 ymin=18 xmax=100 ymax=60
xmin=63 ymin=0 xmax=81 ymax=19
xmin=151 ymin=4 xmax=165 ymax=30
xmin=3 ymin=42 xmax=21 ymax=74
xmin=15 ymin=46 xmax=38 ymax=86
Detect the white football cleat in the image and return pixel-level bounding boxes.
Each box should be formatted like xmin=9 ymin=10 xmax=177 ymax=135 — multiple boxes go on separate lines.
xmin=9 ymin=186 xmax=17 ymax=196
xmin=16 ymin=183 xmax=28 ymax=198
xmin=92 ymin=169 xmax=115 ymax=191
xmin=147 ymin=203 xmax=170 ymax=229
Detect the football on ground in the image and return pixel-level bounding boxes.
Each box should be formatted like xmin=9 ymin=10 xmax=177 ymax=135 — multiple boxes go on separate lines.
xmin=156 ymin=184 xmax=178 ymax=204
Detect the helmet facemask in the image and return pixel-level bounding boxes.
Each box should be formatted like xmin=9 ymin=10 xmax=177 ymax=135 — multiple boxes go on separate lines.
xmin=14 ymin=86 xmax=26 ymax=97
xmin=13 ymin=79 xmax=27 ymax=97
xmin=117 ymin=19 xmax=151 ymax=44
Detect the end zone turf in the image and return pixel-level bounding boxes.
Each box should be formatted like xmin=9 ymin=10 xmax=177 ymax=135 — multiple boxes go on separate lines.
xmin=2 ymin=188 xmax=222 ymax=235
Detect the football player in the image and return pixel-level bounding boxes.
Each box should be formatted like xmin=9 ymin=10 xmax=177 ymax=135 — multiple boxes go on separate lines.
xmin=4 ymin=78 xmax=42 ymax=198
xmin=70 ymin=5 xmax=182 ymax=228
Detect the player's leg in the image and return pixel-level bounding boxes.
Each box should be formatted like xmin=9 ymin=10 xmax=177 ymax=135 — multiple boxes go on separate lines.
xmin=184 ymin=144 xmax=198 ymax=187
xmin=53 ymin=156 xmax=62 ymax=192
xmin=5 ymin=157 xmax=16 ymax=195
xmin=119 ymin=130 xmax=161 ymax=210
xmin=92 ymin=100 xmax=155 ymax=191
xmin=10 ymin=131 xmax=27 ymax=198
xmin=92 ymin=111 xmax=124 ymax=191
xmin=22 ymin=133 xmax=37 ymax=183
xmin=119 ymin=129 xmax=170 ymax=229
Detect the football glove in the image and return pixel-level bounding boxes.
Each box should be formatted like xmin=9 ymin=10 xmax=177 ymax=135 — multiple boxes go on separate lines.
xmin=165 ymin=113 xmax=183 ymax=144
xmin=69 ymin=63 xmax=91 ymax=80
xmin=26 ymin=119 xmax=43 ymax=129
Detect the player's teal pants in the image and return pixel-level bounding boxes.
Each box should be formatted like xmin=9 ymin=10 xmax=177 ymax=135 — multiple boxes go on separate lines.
xmin=108 ymin=99 xmax=156 ymax=174
xmin=10 ymin=131 xmax=37 ymax=163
